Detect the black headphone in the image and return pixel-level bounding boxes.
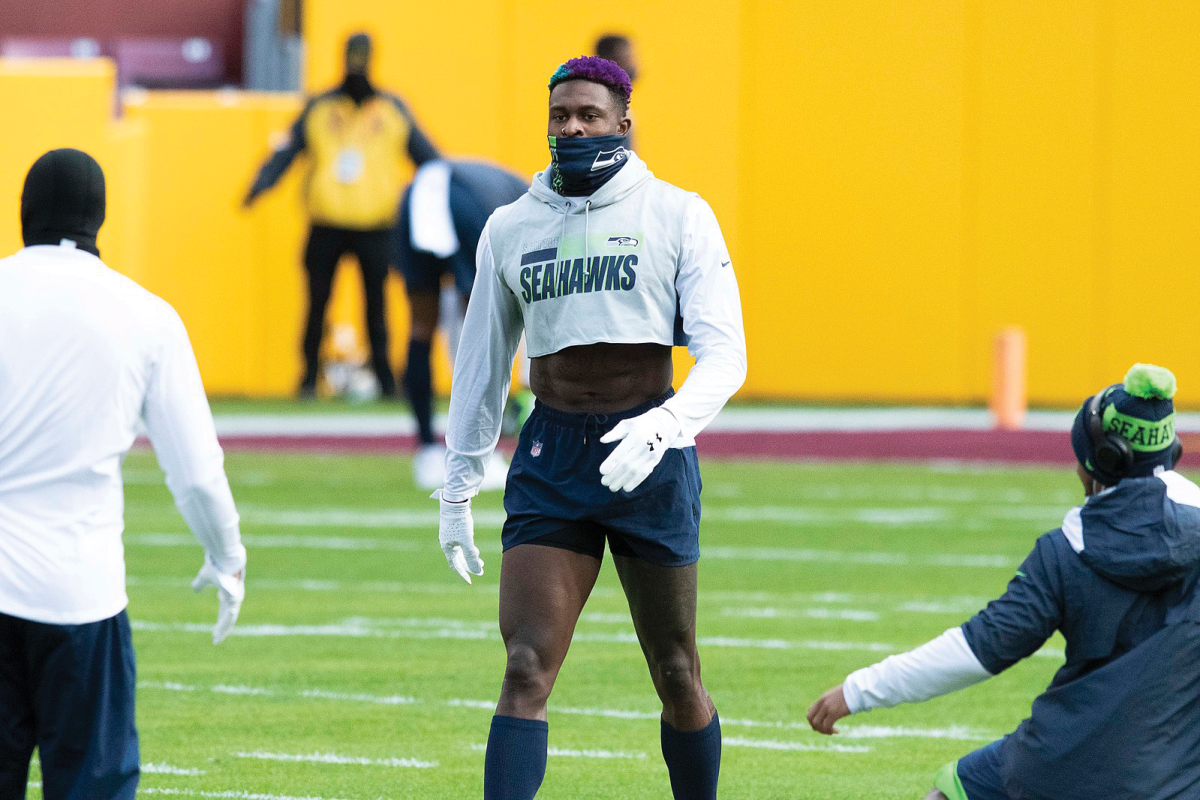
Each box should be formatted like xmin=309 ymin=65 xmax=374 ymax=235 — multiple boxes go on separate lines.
xmin=1084 ymin=384 xmax=1184 ymax=485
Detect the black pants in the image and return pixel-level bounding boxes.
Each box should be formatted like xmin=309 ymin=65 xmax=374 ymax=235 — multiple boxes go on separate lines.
xmin=0 ymin=610 xmax=139 ymax=800
xmin=302 ymin=225 xmax=396 ymax=395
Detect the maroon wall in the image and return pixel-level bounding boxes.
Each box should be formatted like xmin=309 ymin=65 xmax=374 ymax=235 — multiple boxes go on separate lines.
xmin=0 ymin=0 xmax=244 ymax=83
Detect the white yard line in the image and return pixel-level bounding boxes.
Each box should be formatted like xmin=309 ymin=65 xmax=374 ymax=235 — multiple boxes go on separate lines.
xmin=723 ymin=736 xmax=871 ymax=754
xmin=548 ymin=747 xmax=646 ymax=759
xmin=137 ymin=680 xmax=999 ymax=744
xmin=134 ymin=621 xmax=395 ymax=638
xmin=551 ymin=705 xmax=658 ymax=721
xmin=237 ymin=502 xmax=1049 ymax=529
xmin=144 ymin=680 xmax=199 ymax=691
xmin=142 ymin=762 xmax=206 ymax=775
xmin=780 ymin=485 xmax=1042 ymax=504
xmin=702 ymin=546 xmax=1017 ymax=569
xmin=128 ymin=575 xmax=482 ymax=596
xmin=126 ymin=575 xmax=999 ymax=616
xmin=722 ymin=607 xmax=881 ymax=622
xmin=696 ymin=636 xmax=896 ymax=653
xmin=213 ymin=684 xmax=273 ymax=696
xmin=139 ymin=789 xmax=349 ymax=800
xmin=897 ymin=599 xmax=991 ymax=615
xmin=340 ymin=616 xmax=493 ymax=630
xmin=126 ymin=532 xmax=422 ymax=551
xmin=133 ymin=618 xmax=1070 ymax=662
xmin=238 ymin=506 xmax=479 ymax=529
xmin=446 ymin=698 xmax=496 ymax=710
xmin=836 ymin=724 xmax=992 ymax=741
xmin=134 ymin=616 xmax=1074 ymax=659
xmin=213 ymin=502 xmax=1059 ymax=530
xmin=470 ymin=744 xmax=647 ymax=759
xmin=300 ymin=688 xmax=419 ymax=705
xmin=234 ymin=751 xmax=437 ymax=769
xmin=708 ymin=590 xmax=863 ymax=604
xmin=132 ymin=619 xmax=906 ymax=654
xmin=703 ymin=506 xmax=950 ymax=525
xmin=125 ymin=532 xmax=1019 ymax=570
xmin=716 ymin=716 xmax=991 ymax=741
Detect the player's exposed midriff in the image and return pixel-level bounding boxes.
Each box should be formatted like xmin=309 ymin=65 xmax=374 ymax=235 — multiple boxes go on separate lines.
xmin=529 ymin=342 xmax=673 ymax=414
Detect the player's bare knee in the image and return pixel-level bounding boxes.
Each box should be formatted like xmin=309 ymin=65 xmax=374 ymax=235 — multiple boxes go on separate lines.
xmin=649 ymin=650 xmax=701 ymax=703
xmin=501 ymin=643 xmax=554 ymax=702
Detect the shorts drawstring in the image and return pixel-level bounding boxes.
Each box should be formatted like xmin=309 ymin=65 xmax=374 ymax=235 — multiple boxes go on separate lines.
xmin=582 ymin=412 xmax=609 ymax=446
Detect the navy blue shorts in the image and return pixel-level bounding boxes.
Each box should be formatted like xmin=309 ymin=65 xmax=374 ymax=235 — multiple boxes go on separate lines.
xmin=502 ymin=392 xmax=703 ymax=567
xmin=0 ymin=609 xmax=139 ymax=799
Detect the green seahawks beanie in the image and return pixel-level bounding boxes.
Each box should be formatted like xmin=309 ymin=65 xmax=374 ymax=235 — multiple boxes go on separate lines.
xmin=1071 ymin=363 xmax=1180 ymax=482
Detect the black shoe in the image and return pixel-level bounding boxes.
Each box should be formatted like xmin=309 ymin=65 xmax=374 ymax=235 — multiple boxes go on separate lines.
xmin=297 ymin=380 xmax=318 ymax=400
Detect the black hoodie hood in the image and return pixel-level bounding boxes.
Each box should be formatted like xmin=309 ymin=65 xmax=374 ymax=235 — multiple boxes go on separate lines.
xmin=1075 ymin=471 xmax=1200 ymax=592
xmin=340 ymin=32 xmax=375 ymax=105
xmin=21 ymin=148 xmax=106 ymax=256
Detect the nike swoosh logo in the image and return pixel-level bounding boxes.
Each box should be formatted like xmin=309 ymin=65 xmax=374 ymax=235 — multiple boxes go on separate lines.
xmin=721 ymin=260 xmax=731 ymax=268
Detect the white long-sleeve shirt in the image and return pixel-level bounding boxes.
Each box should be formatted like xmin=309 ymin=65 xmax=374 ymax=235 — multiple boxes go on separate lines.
xmin=0 ymin=244 xmax=244 ymax=624
xmin=842 ymin=627 xmax=993 ymax=713
xmin=443 ymin=155 xmax=747 ymax=500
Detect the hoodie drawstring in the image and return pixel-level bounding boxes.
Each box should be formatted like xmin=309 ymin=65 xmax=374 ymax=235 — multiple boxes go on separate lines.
xmin=559 ymin=200 xmax=592 ymax=281
xmin=583 ymin=200 xmax=592 ymax=281
xmin=559 ymin=209 xmax=568 ymax=267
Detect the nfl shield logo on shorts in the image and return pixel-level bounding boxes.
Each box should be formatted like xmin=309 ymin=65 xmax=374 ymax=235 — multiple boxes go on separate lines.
xmin=531 ymin=440 xmax=543 ymax=457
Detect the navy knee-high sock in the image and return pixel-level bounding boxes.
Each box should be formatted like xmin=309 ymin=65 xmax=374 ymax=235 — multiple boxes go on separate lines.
xmin=403 ymin=338 xmax=434 ymax=446
xmin=484 ymin=715 xmax=548 ymax=800
xmin=661 ymin=712 xmax=721 ymax=800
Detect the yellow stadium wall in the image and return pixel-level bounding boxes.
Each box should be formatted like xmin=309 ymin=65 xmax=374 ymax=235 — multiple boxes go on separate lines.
xmin=0 ymin=66 xmax=432 ymax=397
xmin=1 ymin=1 xmax=1197 ymax=407
xmin=0 ymin=60 xmax=144 ymax=280
xmin=306 ymin=0 xmax=1200 ymax=408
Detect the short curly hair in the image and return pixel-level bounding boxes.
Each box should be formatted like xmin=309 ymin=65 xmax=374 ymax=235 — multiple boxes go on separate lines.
xmin=548 ymin=56 xmax=632 ymax=115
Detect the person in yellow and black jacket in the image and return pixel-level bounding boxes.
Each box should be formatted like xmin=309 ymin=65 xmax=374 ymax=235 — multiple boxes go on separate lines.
xmin=245 ymin=32 xmax=439 ymax=398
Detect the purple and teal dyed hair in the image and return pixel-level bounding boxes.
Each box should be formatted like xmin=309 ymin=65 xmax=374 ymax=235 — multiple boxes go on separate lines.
xmin=548 ymin=56 xmax=632 ymax=113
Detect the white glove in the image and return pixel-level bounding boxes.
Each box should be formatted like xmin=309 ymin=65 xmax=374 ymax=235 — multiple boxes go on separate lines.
xmin=599 ymin=407 xmax=682 ymax=493
xmin=191 ymin=556 xmax=245 ymax=645
xmin=434 ymin=491 xmax=485 ymax=584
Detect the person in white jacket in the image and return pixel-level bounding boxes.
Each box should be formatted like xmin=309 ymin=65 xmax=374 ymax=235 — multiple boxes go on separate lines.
xmin=436 ymin=57 xmax=747 ymax=799
xmin=0 ymin=149 xmax=246 ymax=799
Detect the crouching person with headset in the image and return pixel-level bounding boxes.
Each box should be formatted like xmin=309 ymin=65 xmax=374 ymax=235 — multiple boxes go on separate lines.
xmin=807 ymin=364 xmax=1200 ymax=800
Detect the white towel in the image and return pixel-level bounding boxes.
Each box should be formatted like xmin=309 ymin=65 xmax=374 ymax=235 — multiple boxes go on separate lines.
xmin=409 ymin=160 xmax=460 ymax=258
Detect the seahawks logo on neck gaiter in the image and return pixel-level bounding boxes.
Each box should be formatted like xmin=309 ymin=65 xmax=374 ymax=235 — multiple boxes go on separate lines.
xmin=548 ymin=134 xmax=630 ymax=196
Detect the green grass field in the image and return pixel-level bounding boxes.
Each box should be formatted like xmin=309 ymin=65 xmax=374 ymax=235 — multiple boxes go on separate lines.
xmin=28 ymin=452 xmax=1186 ymax=799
